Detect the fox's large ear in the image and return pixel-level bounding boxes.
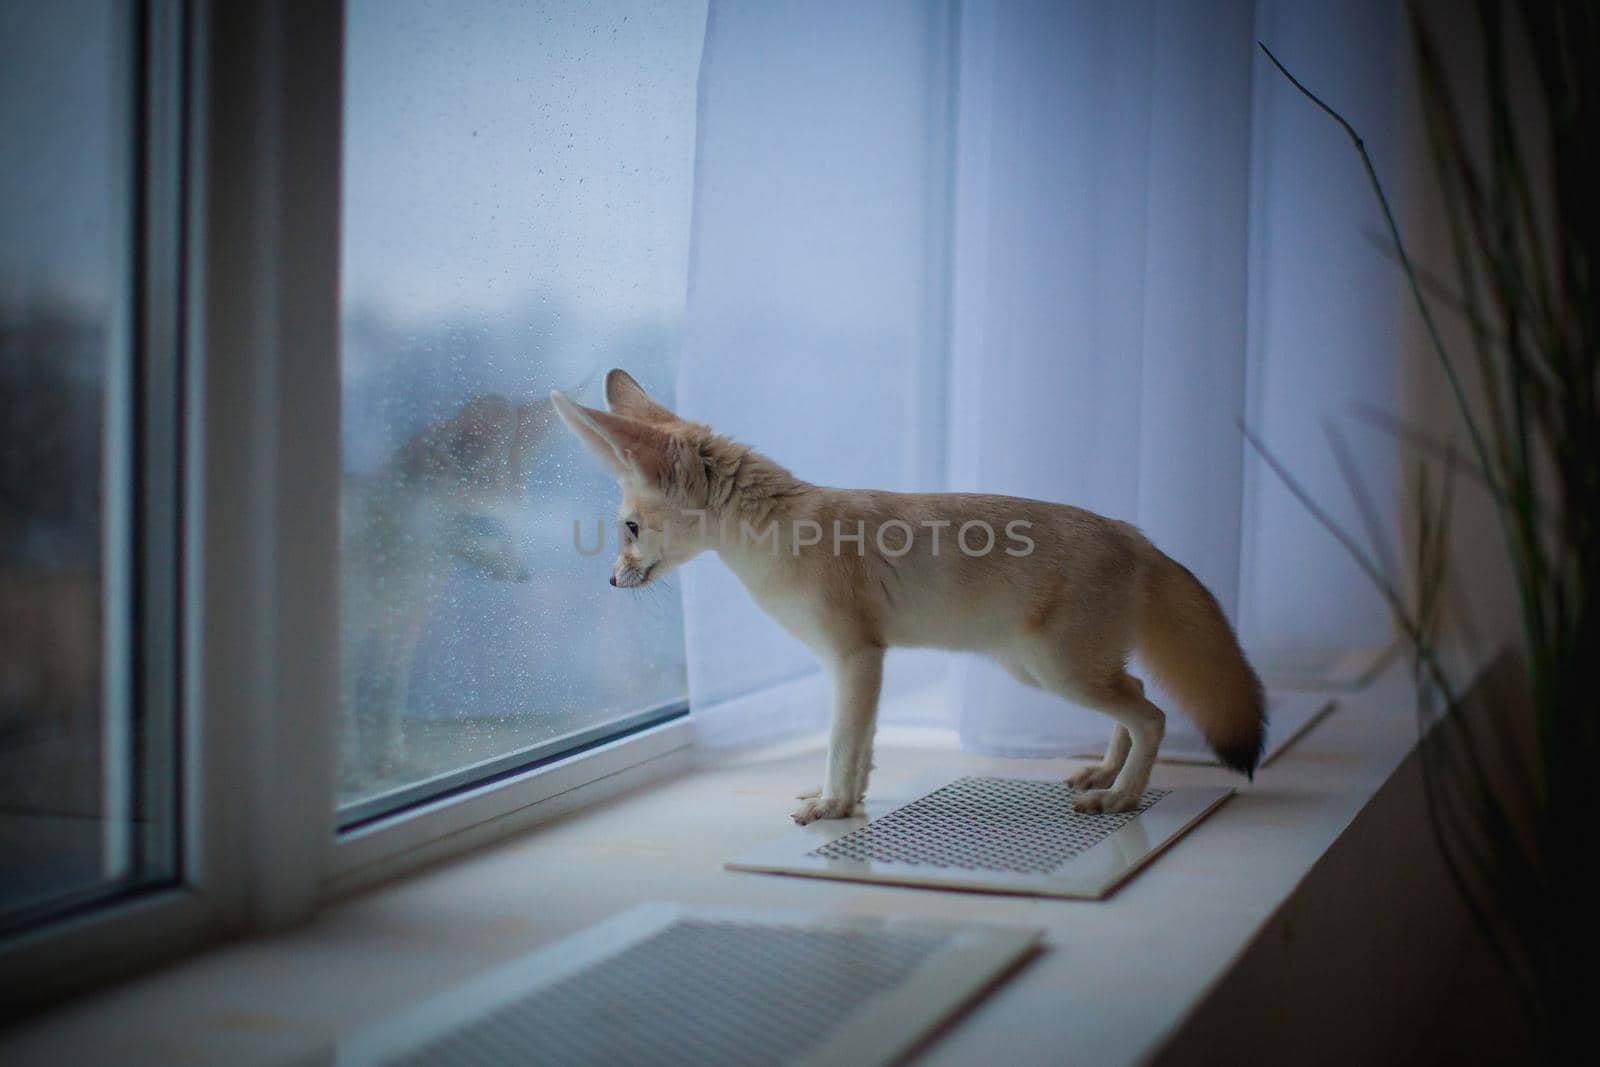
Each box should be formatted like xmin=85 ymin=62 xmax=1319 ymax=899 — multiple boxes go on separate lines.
xmin=604 ymin=368 xmax=678 ymax=425
xmin=551 ymin=389 xmax=675 ymax=484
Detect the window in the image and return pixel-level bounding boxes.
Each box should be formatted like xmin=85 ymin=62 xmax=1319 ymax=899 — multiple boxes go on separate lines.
xmin=0 ymin=0 xmax=1416 ymax=1016
xmin=336 ymin=0 xmax=706 ymax=824
xmin=0 ymin=0 xmax=178 ymax=933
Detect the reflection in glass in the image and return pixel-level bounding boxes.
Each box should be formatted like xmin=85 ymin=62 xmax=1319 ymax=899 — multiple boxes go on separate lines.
xmin=0 ymin=1 xmax=173 ymax=930
xmin=338 ymin=0 xmax=705 ymax=816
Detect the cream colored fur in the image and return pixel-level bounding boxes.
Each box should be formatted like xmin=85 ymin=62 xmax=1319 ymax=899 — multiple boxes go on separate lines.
xmin=553 ymin=369 xmax=1265 ymax=822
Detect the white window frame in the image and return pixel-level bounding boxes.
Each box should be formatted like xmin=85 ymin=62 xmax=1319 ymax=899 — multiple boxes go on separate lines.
xmin=3 ymin=0 xmax=692 ymax=1013
xmin=1 ymin=0 xmax=216 ymax=1013
xmin=318 ymin=0 xmax=696 ymax=896
xmin=194 ymin=0 xmax=697 ymax=917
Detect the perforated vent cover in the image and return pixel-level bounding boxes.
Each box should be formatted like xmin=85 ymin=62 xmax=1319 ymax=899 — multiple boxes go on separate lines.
xmin=341 ymin=905 xmax=1043 ymax=1067
xmin=812 ymin=777 xmax=1167 ymax=874
xmin=729 ymin=777 xmax=1234 ymax=899
xmin=383 ymin=920 xmax=944 ymax=1067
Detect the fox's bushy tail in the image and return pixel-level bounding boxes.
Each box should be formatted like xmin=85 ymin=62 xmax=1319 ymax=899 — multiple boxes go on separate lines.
xmin=1136 ymin=551 xmax=1266 ymax=778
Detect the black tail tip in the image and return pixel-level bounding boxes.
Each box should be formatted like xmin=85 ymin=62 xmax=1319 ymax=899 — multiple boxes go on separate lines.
xmin=1213 ymin=741 xmax=1262 ymax=781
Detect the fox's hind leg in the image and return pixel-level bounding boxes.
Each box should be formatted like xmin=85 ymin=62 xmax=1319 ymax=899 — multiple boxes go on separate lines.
xmin=1068 ymin=724 xmax=1130 ymax=791
xmin=1029 ymin=653 xmax=1164 ymax=812
xmin=1067 ymin=671 xmax=1164 ymax=812
xmin=1000 ymin=653 xmax=1131 ymax=791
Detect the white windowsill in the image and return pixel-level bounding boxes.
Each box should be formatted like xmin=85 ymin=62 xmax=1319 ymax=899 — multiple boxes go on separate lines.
xmin=3 ymin=662 xmax=1437 ymax=1066
xmin=328 ymin=716 xmax=696 ymax=898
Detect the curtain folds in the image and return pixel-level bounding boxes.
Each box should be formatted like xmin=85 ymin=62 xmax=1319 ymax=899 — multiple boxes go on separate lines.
xmin=948 ymin=0 xmax=1256 ymax=756
xmin=677 ymin=0 xmax=958 ymax=748
xmin=680 ymin=0 xmax=1404 ymax=755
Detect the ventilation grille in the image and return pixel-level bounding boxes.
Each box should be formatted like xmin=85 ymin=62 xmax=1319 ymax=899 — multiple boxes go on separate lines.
xmin=810 ymin=776 xmax=1168 ymax=875
xmin=377 ymin=919 xmax=951 ymax=1067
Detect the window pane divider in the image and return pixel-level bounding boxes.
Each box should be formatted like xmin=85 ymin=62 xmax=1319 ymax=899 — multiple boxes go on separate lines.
xmin=187 ymin=0 xmax=345 ymax=930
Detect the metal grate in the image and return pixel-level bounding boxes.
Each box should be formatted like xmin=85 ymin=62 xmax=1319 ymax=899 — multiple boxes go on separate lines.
xmin=377 ymin=919 xmax=951 ymax=1067
xmin=810 ymin=776 xmax=1169 ymax=875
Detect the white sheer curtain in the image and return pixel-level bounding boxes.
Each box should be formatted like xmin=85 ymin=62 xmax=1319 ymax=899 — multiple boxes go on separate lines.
xmin=679 ymin=0 xmax=1404 ymax=754
xmin=948 ymin=0 xmax=1256 ymax=755
xmin=1240 ymin=0 xmax=1405 ymax=662
xmin=677 ymin=0 xmax=957 ymax=748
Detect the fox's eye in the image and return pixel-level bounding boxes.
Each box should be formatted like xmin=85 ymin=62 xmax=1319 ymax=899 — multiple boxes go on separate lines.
xmin=625 ymin=520 xmax=639 ymax=537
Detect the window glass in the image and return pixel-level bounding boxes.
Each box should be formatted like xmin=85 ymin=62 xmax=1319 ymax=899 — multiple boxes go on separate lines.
xmin=0 ymin=0 xmax=174 ymax=930
xmin=339 ymin=0 xmax=703 ymax=820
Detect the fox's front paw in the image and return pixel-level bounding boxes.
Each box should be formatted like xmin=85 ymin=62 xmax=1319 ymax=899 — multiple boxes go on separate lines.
xmin=792 ymin=795 xmax=857 ymax=824
xmin=1071 ymin=788 xmax=1141 ymax=814
xmin=796 ymin=787 xmax=821 ymax=800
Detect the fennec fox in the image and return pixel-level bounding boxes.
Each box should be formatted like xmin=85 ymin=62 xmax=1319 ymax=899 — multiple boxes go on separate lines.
xmin=553 ymin=370 xmax=1264 ymax=823
xmin=341 ymin=394 xmax=550 ymax=789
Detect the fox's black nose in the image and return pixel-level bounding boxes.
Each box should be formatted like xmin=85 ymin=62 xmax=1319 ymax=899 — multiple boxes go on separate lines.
xmin=609 ymin=575 xmax=617 ymax=586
